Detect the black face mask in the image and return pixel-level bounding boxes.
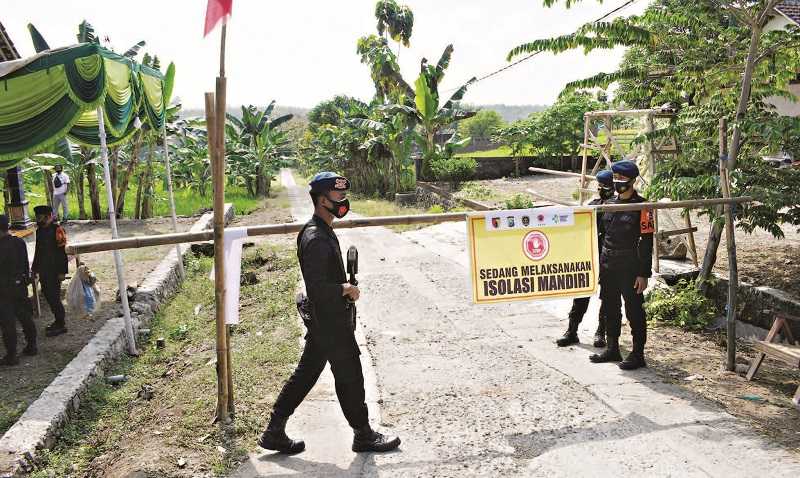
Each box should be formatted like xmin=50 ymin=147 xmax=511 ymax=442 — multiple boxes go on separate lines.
xmin=598 ymin=186 xmax=614 ymax=200
xmin=324 ymin=195 xmax=350 ymax=219
xmin=614 ymin=180 xmax=633 ymax=194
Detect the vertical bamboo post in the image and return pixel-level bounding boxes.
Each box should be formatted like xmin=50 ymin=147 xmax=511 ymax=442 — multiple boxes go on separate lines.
xmin=579 ymin=114 xmax=590 ymax=205
xmin=720 ymin=118 xmax=738 ymax=371
xmin=644 ymin=113 xmax=659 ymax=273
xmin=162 ymin=124 xmax=185 ymax=279
xmin=683 ymin=211 xmax=699 ymax=267
xmin=97 ymin=106 xmax=138 ymax=355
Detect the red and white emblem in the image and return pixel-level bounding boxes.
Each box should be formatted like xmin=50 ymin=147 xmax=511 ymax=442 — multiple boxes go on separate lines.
xmin=523 ymin=230 xmax=549 ymax=261
xmin=335 ymin=178 xmax=348 ymax=190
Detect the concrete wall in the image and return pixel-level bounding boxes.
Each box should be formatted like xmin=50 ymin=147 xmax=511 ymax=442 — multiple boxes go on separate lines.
xmin=471 ymin=156 xmax=601 ymax=180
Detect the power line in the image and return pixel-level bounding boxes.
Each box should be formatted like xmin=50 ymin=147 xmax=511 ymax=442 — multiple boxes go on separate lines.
xmin=443 ymin=0 xmax=640 ymax=93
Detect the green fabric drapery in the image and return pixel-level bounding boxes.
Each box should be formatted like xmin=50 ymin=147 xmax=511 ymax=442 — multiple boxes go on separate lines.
xmin=0 ymin=43 xmax=166 ymax=164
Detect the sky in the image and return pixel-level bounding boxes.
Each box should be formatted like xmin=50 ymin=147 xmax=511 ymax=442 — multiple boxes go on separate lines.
xmin=4 ymin=0 xmax=648 ymax=110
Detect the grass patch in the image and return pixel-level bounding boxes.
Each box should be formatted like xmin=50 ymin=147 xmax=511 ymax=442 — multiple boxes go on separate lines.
xmin=349 ymin=196 xmax=465 ymax=232
xmin=455 ymin=145 xmax=536 ymax=158
xmin=31 ymin=244 xmax=301 ymax=477
xmin=454 ymin=181 xmax=508 ymax=203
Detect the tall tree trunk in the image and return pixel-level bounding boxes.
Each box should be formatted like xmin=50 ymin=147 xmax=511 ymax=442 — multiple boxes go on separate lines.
xmin=85 ymin=162 xmax=102 ymax=220
xmin=43 ymin=170 xmax=54 ymax=208
xmin=116 ymin=132 xmax=143 ymax=218
xmin=255 ymin=167 xmax=268 ymax=197
xmin=110 ymin=147 xmax=119 ymax=202
xmin=134 ymin=172 xmax=144 ymax=220
xmin=697 ymin=4 xmax=776 ymax=293
xmin=141 ymin=142 xmax=155 ymax=218
xmin=76 ymin=169 xmax=87 ymax=220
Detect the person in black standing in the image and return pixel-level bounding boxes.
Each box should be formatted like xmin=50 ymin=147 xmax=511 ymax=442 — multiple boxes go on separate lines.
xmin=556 ymin=169 xmax=614 ymax=348
xmin=31 ymin=205 xmax=69 ymax=337
xmin=589 ymin=160 xmax=654 ymax=370
xmin=0 ymin=214 xmax=37 ymax=365
xmin=258 ymin=172 xmax=401 ymax=454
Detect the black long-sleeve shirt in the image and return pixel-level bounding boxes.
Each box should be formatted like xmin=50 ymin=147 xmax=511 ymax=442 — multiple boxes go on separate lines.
xmin=32 ymin=223 xmax=68 ymax=277
xmin=297 ymin=215 xmax=359 ymax=357
xmin=599 ymin=192 xmax=654 ymax=277
xmin=0 ymin=234 xmax=30 ymax=300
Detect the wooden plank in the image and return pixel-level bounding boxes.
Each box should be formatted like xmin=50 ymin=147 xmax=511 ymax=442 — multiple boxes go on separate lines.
xmin=753 ymin=341 xmax=800 ymax=368
xmin=656 ymin=227 xmax=698 ymax=239
xmin=747 ymin=316 xmax=784 ymax=380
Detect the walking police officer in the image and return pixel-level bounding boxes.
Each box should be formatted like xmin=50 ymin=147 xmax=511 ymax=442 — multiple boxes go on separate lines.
xmin=32 ymin=205 xmax=69 ymax=337
xmin=258 ymin=172 xmax=401 ymax=454
xmin=0 ymin=214 xmax=37 ymax=366
xmin=590 ymin=160 xmax=654 ymax=370
xmin=556 ymin=169 xmax=614 ymax=348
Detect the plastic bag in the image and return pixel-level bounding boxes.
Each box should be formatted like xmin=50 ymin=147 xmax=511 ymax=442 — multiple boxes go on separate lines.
xmin=66 ymin=264 xmax=101 ymax=318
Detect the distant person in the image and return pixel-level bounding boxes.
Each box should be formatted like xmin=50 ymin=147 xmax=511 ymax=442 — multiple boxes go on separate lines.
xmin=0 ymin=214 xmax=37 ymax=366
xmin=52 ymin=164 xmax=70 ymax=221
xmin=258 ymin=172 xmax=400 ymax=455
xmin=32 ymin=205 xmax=68 ymax=337
xmin=556 ymin=170 xmax=614 ymax=348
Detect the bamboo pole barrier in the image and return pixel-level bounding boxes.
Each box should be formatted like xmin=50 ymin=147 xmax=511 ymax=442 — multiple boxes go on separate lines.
xmin=684 ymin=212 xmax=699 ymax=267
xmin=580 ymin=115 xmax=590 ymax=204
xmin=529 ymin=167 xmax=597 ymax=180
xmin=97 ymin=106 xmax=137 ymax=356
xmin=525 ymin=189 xmax=578 ymax=206
xmin=720 ymin=119 xmax=739 ymax=372
xmin=162 ymin=124 xmax=184 ymax=279
xmin=65 ymin=199 xmax=753 ymax=256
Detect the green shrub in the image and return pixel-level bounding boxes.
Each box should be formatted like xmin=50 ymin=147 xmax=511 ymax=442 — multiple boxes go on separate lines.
xmin=644 ymin=279 xmax=718 ymax=331
xmin=427 ymin=204 xmax=445 ymax=214
xmin=430 ymin=156 xmax=477 ymax=186
xmin=503 ymin=193 xmax=535 ymax=210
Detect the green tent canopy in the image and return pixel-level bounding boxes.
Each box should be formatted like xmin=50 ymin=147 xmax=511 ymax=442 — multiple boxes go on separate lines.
xmin=0 ymin=42 xmax=166 ymax=168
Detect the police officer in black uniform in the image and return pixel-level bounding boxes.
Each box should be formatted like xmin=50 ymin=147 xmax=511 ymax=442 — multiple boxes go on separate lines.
xmin=556 ymin=169 xmax=613 ymax=348
xmin=589 ymin=160 xmax=654 ymax=370
xmin=0 ymin=214 xmax=37 ymax=366
xmin=258 ymin=172 xmax=401 ymax=454
xmin=31 ymin=205 xmax=69 ymax=337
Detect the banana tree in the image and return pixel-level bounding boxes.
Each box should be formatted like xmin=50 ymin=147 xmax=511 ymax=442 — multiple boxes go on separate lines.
xmin=226 ymin=102 xmax=294 ymax=197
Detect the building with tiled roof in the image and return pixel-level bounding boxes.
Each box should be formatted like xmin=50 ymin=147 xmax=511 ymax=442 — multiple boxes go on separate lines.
xmin=774 ymin=0 xmax=800 ymax=26
xmin=766 ymin=2 xmax=800 ymax=117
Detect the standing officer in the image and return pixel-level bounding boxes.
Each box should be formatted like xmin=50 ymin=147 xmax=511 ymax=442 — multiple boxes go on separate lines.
xmin=258 ymin=172 xmax=401 ymax=454
xmin=31 ymin=205 xmax=69 ymax=337
xmin=0 ymin=214 xmax=37 ymax=365
xmin=556 ymin=169 xmax=614 ymax=348
xmin=589 ymin=160 xmax=654 ymax=370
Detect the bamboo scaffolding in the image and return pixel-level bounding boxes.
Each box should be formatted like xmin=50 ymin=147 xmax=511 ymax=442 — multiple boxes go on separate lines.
xmin=65 ymin=198 xmax=752 ymax=256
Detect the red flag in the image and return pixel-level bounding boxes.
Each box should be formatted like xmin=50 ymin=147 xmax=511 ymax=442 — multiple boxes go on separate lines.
xmin=204 ymin=0 xmax=233 ymax=37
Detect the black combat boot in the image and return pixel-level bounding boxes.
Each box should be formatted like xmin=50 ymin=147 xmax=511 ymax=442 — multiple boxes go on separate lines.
xmin=22 ymin=343 xmax=38 ymax=356
xmin=257 ymin=412 xmax=305 ymax=454
xmin=0 ymin=355 xmax=19 ymax=366
xmin=45 ymin=322 xmax=67 ymax=337
xmin=352 ymin=424 xmax=401 ymax=452
xmin=593 ymin=320 xmax=606 ymax=348
xmin=589 ymin=338 xmax=622 ymax=363
xmin=619 ymin=350 xmax=647 ymax=370
xmin=556 ymin=317 xmax=580 ymax=347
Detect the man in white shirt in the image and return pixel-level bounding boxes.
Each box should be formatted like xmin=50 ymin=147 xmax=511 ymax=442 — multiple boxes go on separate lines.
xmin=52 ymin=164 xmax=70 ymax=221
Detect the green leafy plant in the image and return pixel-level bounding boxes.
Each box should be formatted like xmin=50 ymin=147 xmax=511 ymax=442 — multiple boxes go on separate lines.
xmin=430 ymin=156 xmax=476 ymax=188
xmin=503 ymin=193 xmax=535 ymax=210
xmin=645 ymin=279 xmax=718 ymax=331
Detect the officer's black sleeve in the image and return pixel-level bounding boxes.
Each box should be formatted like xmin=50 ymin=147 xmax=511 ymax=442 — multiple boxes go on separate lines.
xmin=638 ymin=232 xmax=654 ymax=277
xmin=31 ymin=230 xmax=41 ymax=274
xmin=302 ymin=238 xmax=344 ymax=305
xmin=15 ymin=238 xmax=30 ymax=282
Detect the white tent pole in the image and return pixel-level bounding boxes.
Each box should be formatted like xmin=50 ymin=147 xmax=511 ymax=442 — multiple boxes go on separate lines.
xmin=162 ymin=124 xmax=185 ymax=278
xmin=96 ymin=106 xmax=138 ymax=355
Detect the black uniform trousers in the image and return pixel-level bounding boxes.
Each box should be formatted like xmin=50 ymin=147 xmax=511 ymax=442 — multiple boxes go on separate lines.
xmin=272 ymin=335 xmax=369 ymax=429
xmin=568 ymin=297 xmax=607 ymax=326
xmin=39 ymin=274 xmax=65 ymax=326
xmin=0 ymin=289 xmax=37 ymax=358
xmin=599 ymin=258 xmax=646 ymax=353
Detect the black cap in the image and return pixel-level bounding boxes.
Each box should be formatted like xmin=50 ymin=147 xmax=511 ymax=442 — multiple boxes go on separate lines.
xmin=309 ymin=172 xmax=350 ymax=193
xmin=33 ymin=205 xmax=52 ymax=216
xmin=0 ymin=214 xmax=8 ymax=231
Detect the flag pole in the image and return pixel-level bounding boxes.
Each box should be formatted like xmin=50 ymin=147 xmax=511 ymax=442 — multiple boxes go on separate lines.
xmin=212 ymin=21 xmax=232 ymax=422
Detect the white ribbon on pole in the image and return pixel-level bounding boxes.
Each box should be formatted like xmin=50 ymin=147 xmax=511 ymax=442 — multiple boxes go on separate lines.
xmin=223 ymin=226 xmax=248 ymax=325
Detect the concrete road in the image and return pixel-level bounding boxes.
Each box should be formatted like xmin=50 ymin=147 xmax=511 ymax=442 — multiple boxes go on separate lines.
xmin=235 ymin=170 xmax=800 ymax=477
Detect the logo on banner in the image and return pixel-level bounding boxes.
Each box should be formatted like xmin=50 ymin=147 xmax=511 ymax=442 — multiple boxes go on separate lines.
xmin=523 ymin=231 xmax=549 ymax=261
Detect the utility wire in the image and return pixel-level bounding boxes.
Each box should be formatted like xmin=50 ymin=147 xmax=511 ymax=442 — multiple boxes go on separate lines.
xmin=442 ymin=0 xmax=641 ymax=93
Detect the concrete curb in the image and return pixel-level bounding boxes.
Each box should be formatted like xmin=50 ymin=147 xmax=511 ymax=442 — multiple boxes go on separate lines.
xmin=0 ymin=204 xmax=235 ymax=477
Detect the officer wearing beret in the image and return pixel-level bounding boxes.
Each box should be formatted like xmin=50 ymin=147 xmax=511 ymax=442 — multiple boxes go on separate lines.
xmin=31 ymin=205 xmax=69 ymax=337
xmin=0 ymin=215 xmax=37 ymax=365
xmin=590 ymin=160 xmax=654 ymax=370
xmin=258 ymin=172 xmax=401 ymax=454
xmin=556 ymin=169 xmax=613 ymax=348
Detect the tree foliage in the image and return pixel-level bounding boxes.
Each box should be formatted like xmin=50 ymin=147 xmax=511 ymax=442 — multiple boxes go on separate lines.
xmin=458 ymin=109 xmax=506 ymax=139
